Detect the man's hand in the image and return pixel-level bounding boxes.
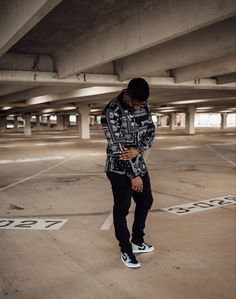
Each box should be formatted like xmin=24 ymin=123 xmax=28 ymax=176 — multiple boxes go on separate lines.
xmin=131 ymin=176 xmax=143 ymax=192
xmin=120 ymin=147 xmax=139 ymax=160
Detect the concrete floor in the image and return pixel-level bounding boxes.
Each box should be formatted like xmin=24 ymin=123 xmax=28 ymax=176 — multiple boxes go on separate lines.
xmin=0 ymin=127 xmax=235 ymax=299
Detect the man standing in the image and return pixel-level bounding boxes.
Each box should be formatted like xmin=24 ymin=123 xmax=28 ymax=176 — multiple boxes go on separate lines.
xmin=101 ymin=78 xmax=156 ymax=269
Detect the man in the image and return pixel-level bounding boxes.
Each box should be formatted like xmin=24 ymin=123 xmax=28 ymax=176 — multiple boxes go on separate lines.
xmin=101 ymin=78 xmax=156 ymax=269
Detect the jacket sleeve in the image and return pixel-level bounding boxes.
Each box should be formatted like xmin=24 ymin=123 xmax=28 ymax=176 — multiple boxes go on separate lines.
xmin=101 ymin=107 xmax=142 ymax=179
xmin=137 ymin=106 xmax=156 ymax=154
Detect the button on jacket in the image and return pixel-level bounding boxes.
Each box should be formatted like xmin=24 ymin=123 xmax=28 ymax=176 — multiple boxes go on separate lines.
xmin=101 ymin=91 xmax=156 ymax=179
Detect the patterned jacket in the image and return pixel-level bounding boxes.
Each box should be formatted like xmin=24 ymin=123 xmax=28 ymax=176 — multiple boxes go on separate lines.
xmin=101 ymin=91 xmax=156 ymax=178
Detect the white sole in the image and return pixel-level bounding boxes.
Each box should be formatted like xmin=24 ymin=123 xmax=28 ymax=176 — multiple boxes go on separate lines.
xmin=121 ymin=257 xmax=141 ymax=268
xmin=132 ymin=248 xmax=155 ymax=254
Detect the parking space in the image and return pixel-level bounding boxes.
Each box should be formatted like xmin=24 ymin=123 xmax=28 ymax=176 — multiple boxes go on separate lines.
xmin=0 ymin=128 xmax=235 ymax=299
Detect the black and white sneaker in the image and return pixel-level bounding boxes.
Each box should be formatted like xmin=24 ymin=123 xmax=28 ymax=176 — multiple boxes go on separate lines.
xmin=121 ymin=252 xmax=141 ymax=269
xmin=131 ymin=242 xmax=155 ymax=253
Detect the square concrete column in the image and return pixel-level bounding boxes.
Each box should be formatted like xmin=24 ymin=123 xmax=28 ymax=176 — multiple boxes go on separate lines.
xmin=90 ymin=116 xmax=95 ymax=126
xmin=0 ymin=115 xmax=7 ymax=133
xmin=63 ymin=115 xmax=70 ymax=128
xmin=79 ymin=106 xmax=90 ymax=139
xmin=179 ymin=113 xmax=186 ymax=127
xmin=221 ymin=113 xmax=228 ymax=129
xmin=186 ymin=106 xmax=196 ymax=135
xmin=23 ymin=114 xmax=31 ymax=136
xmin=36 ymin=115 xmax=40 ymax=129
xmin=170 ymin=112 xmax=176 ymax=130
xmin=56 ymin=115 xmax=64 ymax=130
xmin=47 ymin=116 xmax=51 ymax=128
xmin=14 ymin=116 xmax=18 ymax=129
xmin=161 ymin=115 xmax=168 ymax=127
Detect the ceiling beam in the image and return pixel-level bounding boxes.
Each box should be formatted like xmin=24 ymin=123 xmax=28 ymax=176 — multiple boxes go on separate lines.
xmin=216 ymin=72 xmax=236 ymax=84
xmin=0 ymin=84 xmax=37 ymax=97
xmin=0 ymin=86 xmax=84 ymax=105
xmin=0 ymin=0 xmax=63 ymax=58
xmin=26 ymin=86 xmax=123 ymax=105
xmin=172 ymin=54 xmax=236 ymax=83
xmin=55 ymin=0 xmax=236 ymax=78
xmin=0 ymin=71 xmax=121 ymax=86
xmin=0 ymin=53 xmax=54 ymax=71
xmin=0 ymin=71 xmax=235 ymax=90
xmin=115 ymin=17 xmax=236 ymax=80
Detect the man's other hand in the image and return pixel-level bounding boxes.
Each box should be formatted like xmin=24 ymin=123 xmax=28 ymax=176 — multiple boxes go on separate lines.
xmin=120 ymin=147 xmax=139 ymax=160
xmin=131 ymin=176 xmax=143 ymax=192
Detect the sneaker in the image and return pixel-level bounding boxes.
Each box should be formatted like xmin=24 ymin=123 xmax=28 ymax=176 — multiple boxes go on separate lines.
xmin=121 ymin=252 xmax=141 ymax=269
xmin=131 ymin=242 xmax=155 ymax=253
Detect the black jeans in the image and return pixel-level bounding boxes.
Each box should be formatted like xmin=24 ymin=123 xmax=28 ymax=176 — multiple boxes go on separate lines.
xmin=106 ymin=171 xmax=153 ymax=253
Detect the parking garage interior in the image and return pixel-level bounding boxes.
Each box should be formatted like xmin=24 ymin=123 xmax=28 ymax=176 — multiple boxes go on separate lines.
xmin=0 ymin=1 xmax=236 ymax=299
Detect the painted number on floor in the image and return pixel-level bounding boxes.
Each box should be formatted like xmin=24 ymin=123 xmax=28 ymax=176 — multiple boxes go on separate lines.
xmin=162 ymin=195 xmax=236 ymax=215
xmin=0 ymin=218 xmax=68 ymax=230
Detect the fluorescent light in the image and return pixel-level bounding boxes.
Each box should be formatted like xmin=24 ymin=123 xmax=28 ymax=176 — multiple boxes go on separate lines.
xmin=42 ymin=108 xmax=55 ymax=113
xmin=197 ymin=107 xmax=212 ymax=109
xmin=158 ymin=106 xmax=175 ymax=110
xmin=170 ymin=100 xmax=207 ymax=104
xmin=157 ymin=109 xmax=176 ymax=112
xmin=61 ymin=106 xmax=76 ymax=111
xmin=2 ymin=106 xmax=12 ymax=110
xmin=91 ymin=109 xmax=100 ymax=112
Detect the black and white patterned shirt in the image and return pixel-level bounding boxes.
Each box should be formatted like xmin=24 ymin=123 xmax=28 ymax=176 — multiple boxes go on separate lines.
xmin=101 ymin=91 xmax=156 ymax=179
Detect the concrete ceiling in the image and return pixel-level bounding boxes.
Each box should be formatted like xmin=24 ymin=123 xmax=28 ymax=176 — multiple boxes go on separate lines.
xmin=0 ymin=0 xmax=235 ymax=116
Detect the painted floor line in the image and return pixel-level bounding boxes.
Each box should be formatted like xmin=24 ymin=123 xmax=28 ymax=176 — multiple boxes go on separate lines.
xmin=100 ymin=212 xmax=113 ymax=230
xmin=157 ymin=146 xmax=200 ymax=150
xmin=206 ymin=145 xmax=236 ymax=167
xmin=0 ymin=154 xmax=80 ymax=192
xmin=0 ymin=156 xmax=65 ymax=164
xmin=37 ymin=173 xmax=105 ymax=176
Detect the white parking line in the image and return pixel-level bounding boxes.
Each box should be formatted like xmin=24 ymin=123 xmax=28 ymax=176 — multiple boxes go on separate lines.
xmin=0 ymin=156 xmax=65 ymax=164
xmin=35 ymin=142 xmax=76 ymax=146
xmin=206 ymin=145 xmax=236 ymax=166
xmin=100 ymin=212 xmax=113 ymax=230
xmin=0 ymin=154 xmax=80 ymax=192
xmin=157 ymin=145 xmax=200 ymax=150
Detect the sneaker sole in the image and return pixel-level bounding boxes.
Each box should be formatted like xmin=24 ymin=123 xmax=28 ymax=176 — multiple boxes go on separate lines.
xmin=132 ymin=248 xmax=155 ymax=254
xmin=121 ymin=257 xmax=141 ymax=269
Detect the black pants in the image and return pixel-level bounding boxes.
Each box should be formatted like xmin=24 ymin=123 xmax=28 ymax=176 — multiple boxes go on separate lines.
xmin=106 ymin=172 xmax=153 ymax=253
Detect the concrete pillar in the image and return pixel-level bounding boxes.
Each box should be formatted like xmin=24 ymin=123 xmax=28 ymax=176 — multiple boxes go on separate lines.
xmin=76 ymin=114 xmax=79 ymax=126
xmin=47 ymin=116 xmax=51 ymax=128
xmin=170 ymin=113 xmax=176 ymax=130
xmin=79 ymin=106 xmax=90 ymax=139
xmin=23 ymin=114 xmax=31 ymax=136
xmin=221 ymin=113 xmax=228 ymax=129
xmin=56 ymin=115 xmax=64 ymax=130
xmin=63 ymin=115 xmax=70 ymax=128
xmin=156 ymin=116 xmax=161 ymax=127
xmin=14 ymin=116 xmax=18 ymax=129
xmin=36 ymin=115 xmax=40 ymax=129
xmin=179 ymin=113 xmax=186 ymax=127
xmin=0 ymin=115 xmax=7 ymax=133
xmin=161 ymin=115 xmax=168 ymax=127
xmin=186 ymin=106 xmax=196 ymax=135
xmin=90 ymin=116 xmax=95 ymax=126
